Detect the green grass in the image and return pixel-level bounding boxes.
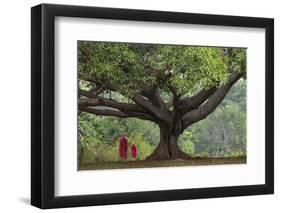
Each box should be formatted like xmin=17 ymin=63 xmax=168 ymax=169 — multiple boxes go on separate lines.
xmin=79 ymin=156 xmax=246 ymax=170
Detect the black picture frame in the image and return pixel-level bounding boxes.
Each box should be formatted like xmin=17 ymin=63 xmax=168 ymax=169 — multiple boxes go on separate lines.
xmin=31 ymin=3 xmax=274 ymax=209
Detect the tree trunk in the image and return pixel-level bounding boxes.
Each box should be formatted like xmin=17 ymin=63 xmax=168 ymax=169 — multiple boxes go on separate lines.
xmin=146 ymin=125 xmax=190 ymax=161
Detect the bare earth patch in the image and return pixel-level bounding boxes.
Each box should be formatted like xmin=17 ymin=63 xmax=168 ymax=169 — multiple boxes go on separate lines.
xmin=79 ymin=156 xmax=246 ymax=170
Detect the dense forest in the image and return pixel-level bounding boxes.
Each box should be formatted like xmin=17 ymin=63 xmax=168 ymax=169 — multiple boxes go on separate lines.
xmin=78 ymin=42 xmax=246 ymax=168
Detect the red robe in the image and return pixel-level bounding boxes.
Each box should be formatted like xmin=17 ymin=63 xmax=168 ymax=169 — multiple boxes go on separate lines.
xmin=119 ymin=136 xmax=128 ymax=159
xmin=131 ymin=144 xmax=137 ymax=159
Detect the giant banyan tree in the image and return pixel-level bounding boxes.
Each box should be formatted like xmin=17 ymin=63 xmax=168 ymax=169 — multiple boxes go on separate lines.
xmin=78 ymin=42 xmax=246 ymax=160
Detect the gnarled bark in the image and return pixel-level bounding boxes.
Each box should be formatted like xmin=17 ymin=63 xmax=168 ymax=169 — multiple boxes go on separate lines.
xmin=146 ymin=125 xmax=190 ymax=161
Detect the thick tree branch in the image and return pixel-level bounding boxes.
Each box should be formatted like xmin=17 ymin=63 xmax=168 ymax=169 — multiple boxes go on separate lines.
xmin=132 ymin=94 xmax=172 ymax=123
xmin=80 ymin=66 xmax=171 ymax=123
xmin=142 ymin=88 xmax=167 ymax=110
xmin=165 ymin=100 xmax=173 ymax=110
xmin=79 ymin=96 xmax=146 ymax=113
xmin=79 ymin=107 xmax=128 ymax=117
xmin=179 ymin=87 xmax=218 ymax=115
xmin=101 ymin=78 xmax=171 ymax=123
xmin=80 ymin=81 xmax=166 ymax=122
xmin=181 ymin=71 xmax=243 ymax=131
xmin=79 ymin=106 xmax=156 ymax=122
xmin=169 ymin=83 xmax=182 ymax=135
xmin=167 ymin=83 xmax=180 ymax=113
xmin=79 ymin=87 xmax=104 ymax=98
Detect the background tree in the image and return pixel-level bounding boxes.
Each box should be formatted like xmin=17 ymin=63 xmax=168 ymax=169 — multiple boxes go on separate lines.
xmin=78 ymin=42 xmax=246 ymax=160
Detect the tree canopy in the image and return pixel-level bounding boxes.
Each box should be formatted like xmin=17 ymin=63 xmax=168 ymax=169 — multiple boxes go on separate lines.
xmin=78 ymin=41 xmax=246 ymax=160
xmin=79 ymin=42 xmax=245 ymax=97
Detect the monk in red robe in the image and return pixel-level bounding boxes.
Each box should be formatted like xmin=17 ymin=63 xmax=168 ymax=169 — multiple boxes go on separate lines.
xmin=131 ymin=143 xmax=137 ymax=160
xmin=119 ymin=135 xmax=128 ymax=160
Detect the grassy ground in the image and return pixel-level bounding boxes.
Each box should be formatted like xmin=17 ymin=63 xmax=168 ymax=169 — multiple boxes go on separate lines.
xmin=79 ymin=156 xmax=246 ymax=170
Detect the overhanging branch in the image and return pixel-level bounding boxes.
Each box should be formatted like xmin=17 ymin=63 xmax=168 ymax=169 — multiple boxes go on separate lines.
xmin=79 ymin=106 xmax=156 ymax=122
xmin=179 ymin=87 xmax=218 ymax=115
xmin=79 ymin=87 xmax=104 ymax=98
xmin=79 ymin=96 xmax=146 ymax=113
xmin=181 ymin=71 xmax=243 ymax=131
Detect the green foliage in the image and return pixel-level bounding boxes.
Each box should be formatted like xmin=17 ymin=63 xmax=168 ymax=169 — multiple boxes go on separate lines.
xmin=78 ymin=41 xmax=246 ymax=97
xmin=79 ymin=136 xmax=120 ymax=164
xmin=165 ymin=47 xmax=229 ymax=95
xmin=178 ymin=131 xmax=195 ymax=156
xmin=190 ymin=88 xmax=246 ymax=157
xmin=228 ymin=48 xmax=247 ymax=75
xmin=128 ymin=133 xmax=155 ymax=160
xmin=78 ymin=42 xmax=155 ymax=96
xmin=78 ymin=112 xmax=158 ymax=163
xmin=99 ymin=143 xmax=120 ymax=162
xmin=78 ymin=113 xmax=101 ymax=163
xmin=222 ymin=79 xmax=246 ymax=111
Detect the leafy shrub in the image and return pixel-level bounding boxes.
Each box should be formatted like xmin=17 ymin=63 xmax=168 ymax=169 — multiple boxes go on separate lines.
xmin=79 ymin=136 xmax=105 ymax=163
xmin=100 ymin=143 xmax=120 ymax=162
